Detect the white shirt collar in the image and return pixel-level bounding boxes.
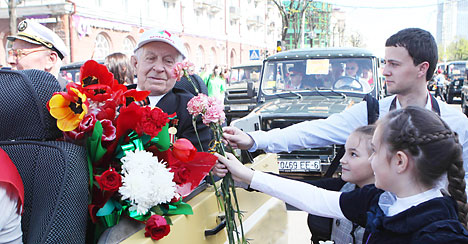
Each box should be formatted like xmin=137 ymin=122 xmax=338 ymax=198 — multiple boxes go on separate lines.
xmin=148 ymin=95 xmax=164 ymax=106
xmin=394 ymin=91 xmax=432 ymax=110
xmin=380 ymin=187 xmax=443 ymax=216
xmin=136 ymin=85 xmax=165 ymax=106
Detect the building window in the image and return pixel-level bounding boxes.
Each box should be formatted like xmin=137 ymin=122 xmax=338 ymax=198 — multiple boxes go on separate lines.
xmin=184 ymin=43 xmax=191 ymax=59
xmin=230 ymin=49 xmax=236 ymax=67
xmin=210 ymin=48 xmax=217 ymax=66
xmin=123 ymin=36 xmax=136 ymax=57
xmin=94 ymin=33 xmax=111 ymax=60
xmin=196 ymin=45 xmax=205 ymax=70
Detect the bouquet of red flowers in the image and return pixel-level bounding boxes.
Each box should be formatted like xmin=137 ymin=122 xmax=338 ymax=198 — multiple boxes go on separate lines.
xmin=47 ymin=60 xmax=217 ymax=241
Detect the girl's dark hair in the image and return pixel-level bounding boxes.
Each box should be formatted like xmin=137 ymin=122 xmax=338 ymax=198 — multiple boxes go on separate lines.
xmin=353 ymin=125 xmax=376 ymax=153
xmin=378 ymin=106 xmax=467 ymax=228
xmin=105 ymin=52 xmax=134 ymax=85
xmin=211 ymin=65 xmax=222 ymax=78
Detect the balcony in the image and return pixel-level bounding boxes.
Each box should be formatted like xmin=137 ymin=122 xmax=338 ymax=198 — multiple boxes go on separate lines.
xmin=246 ymin=16 xmax=257 ymax=27
xmin=247 ymin=16 xmax=264 ymax=27
xmin=208 ymin=0 xmax=222 ymax=13
xmin=193 ymin=0 xmax=209 ymax=10
xmin=229 ymin=6 xmax=240 ymax=20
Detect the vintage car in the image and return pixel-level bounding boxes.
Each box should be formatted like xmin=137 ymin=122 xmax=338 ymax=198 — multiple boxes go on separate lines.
xmin=224 ymin=61 xmax=262 ymax=124
xmin=442 ymin=61 xmax=467 ymax=104
xmin=231 ymin=47 xmax=384 ymax=180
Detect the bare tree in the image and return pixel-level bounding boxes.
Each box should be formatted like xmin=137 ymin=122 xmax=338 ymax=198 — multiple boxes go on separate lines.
xmin=8 ymin=0 xmax=18 ymax=35
xmin=271 ymin=0 xmax=312 ymax=50
xmin=348 ymin=31 xmax=364 ymax=48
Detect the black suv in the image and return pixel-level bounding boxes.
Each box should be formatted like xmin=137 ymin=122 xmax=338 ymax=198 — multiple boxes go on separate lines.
xmin=231 ymin=47 xmax=384 ymax=179
xmin=443 ymin=61 xmax=466 ymax=104
xmin=224 ymin=61 xmax=262 ymax=124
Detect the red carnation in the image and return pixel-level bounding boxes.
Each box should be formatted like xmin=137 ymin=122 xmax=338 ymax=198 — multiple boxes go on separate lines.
xmin=136 ymin=107 xmax=169 ymax=137
xmin=94 ymin=167 xmax=122 ymax=192
xmin=144 ymin=215 xmax=170 ymax=240
xmin=171 ymin=166 xmax=191 ymax=185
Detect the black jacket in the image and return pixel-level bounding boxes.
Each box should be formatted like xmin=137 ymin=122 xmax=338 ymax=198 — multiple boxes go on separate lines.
xmin=174 ymin=74 xmax=208 ymax=96
xmin=341 ymin=185 xmax=468 ymax=244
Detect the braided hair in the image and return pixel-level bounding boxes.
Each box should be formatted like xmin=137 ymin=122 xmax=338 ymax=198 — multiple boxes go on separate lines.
xmin=378 ymin=106 xmax=468 ymax=228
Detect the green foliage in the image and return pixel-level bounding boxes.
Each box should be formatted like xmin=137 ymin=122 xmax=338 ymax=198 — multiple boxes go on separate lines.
xmin=439 ymin=38 xmax=468 ymax=61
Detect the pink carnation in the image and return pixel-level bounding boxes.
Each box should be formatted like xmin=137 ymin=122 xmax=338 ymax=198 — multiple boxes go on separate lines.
xmin=172 ymin=63 xmax=184 ymax=81
xmin=201 ymin=97 xmax=225 ymax=125
xmin=173 ymin=61 xmax=195 ymax=81
xmin=182 ymin=61 xmax=195 ymax=75
xmin=187 ymin=94 xmax=209 ymax=116
xmin=202 ymin=104 xmax=225 ymax=125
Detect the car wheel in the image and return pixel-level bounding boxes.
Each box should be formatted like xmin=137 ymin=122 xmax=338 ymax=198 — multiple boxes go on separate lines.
xmin=447 ymin=92 xmax=454 ymax=104
xmin=463 ymin=96 xmax=468 ymax=116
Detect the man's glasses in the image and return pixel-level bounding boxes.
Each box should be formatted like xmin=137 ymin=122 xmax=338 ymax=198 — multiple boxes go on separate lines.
xmin=346 ymin=67 xmax=357 ymax=71
xmin=7 ymin=48 xmax=49 ymax=60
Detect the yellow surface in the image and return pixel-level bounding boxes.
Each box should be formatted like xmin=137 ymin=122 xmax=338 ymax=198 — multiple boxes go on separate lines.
xmin=121 ymin=153 xmax=288 ymax=244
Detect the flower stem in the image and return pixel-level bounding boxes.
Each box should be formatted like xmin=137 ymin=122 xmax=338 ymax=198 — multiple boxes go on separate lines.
xmin=213 ymin=123 xmax=246 ymax=244
xmin=184 ymin=71 xmax=199 ymax=94
xmin=191 ymin=117 xmax=204 ymax=152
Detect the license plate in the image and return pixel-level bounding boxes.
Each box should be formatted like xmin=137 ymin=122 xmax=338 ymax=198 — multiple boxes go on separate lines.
xmin=278 ymin=159 xmax=321 ymax=172
xmin=230 ymin=105 xmax=249 ymax=111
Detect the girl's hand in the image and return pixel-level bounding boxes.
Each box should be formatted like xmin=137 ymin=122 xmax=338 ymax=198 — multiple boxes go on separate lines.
xmin=222 ymin=127 xmax=254 ymax=150
xmin=214 ymin=152 xmax=254 ymax=185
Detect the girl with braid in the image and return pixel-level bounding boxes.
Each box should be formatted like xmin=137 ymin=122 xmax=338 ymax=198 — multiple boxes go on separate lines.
xmin=214 ymin=106 xmax=468 ymax=243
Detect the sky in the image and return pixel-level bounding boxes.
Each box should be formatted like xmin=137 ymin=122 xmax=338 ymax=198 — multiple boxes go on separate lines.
xmin=322 ymin=0 xmax=439 ymax=57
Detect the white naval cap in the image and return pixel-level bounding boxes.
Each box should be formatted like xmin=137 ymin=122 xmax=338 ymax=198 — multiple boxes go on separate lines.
xmin=135 ymin=29 xmax=187 ymax=59
xmin=7 ymin=19 xmax=69 ymax=60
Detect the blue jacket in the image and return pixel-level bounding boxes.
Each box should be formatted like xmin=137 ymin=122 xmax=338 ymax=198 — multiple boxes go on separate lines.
xmin=341 ymin=185 xmax=468 ymax=243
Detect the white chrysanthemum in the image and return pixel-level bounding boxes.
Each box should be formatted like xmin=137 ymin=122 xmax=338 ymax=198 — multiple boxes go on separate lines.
xmin=119 ymin=150 xmax=177 ymax=215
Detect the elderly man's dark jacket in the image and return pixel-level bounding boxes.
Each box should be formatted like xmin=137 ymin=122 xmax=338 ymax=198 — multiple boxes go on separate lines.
xmin=156 ymin=88 xmax=211 ymax=151
xmin=174 ymin=74 xmax=208 ymax=96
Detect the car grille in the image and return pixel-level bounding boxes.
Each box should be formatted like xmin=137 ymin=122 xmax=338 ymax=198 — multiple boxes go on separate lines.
xmin=224 ymin=89 xmax=256 ymax=104
xmin=261 ymin=117 xmax=341 ymax=179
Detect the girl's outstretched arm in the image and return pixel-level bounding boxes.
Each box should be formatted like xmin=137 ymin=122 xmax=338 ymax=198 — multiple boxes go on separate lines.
xmin=214 ymin=153 xmax=345 ymax=219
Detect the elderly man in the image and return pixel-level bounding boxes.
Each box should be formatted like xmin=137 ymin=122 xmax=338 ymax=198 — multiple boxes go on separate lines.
xmin=131 ymin=29 xmax=211 ymax=151
xmin=6 ymin=19 xmax=69 ymax=89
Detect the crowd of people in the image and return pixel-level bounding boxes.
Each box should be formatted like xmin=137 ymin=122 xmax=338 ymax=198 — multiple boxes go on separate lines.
xmin=2 ymin=18 xmax=468 ymax=244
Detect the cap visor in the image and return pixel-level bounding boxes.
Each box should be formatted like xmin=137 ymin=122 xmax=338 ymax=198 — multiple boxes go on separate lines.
xmin=7 ymin=35 xmax=42 ymax=46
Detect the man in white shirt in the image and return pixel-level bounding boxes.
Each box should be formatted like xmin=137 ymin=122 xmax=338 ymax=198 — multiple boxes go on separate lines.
xmin=434 ymin=69 xmax=446 ymax=101
xmin=223 ymin=28 xmax=468 ymax=193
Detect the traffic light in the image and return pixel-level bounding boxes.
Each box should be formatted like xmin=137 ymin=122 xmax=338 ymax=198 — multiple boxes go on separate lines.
xmin=276 ymin=40 xmax=282 ymax=52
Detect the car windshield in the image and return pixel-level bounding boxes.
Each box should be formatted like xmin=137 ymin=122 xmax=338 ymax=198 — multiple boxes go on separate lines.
xmin=229 ymin=65 xmax=262 ymax=85
xmin=261 ymin=57 xmax=376 ymax=94
xmin=448 ymin=63 xmax=467 ymax=79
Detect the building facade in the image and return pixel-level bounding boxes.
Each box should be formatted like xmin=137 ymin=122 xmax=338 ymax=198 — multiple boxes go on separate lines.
xmin=0 ymin=0 xmax=282 ymax=70
xmin=436 ymin=0 xmax=468 ymax=58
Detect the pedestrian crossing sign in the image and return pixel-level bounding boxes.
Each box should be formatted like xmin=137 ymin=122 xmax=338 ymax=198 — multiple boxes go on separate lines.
xmin=249 ymin=49 xmax=260 ymax=60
